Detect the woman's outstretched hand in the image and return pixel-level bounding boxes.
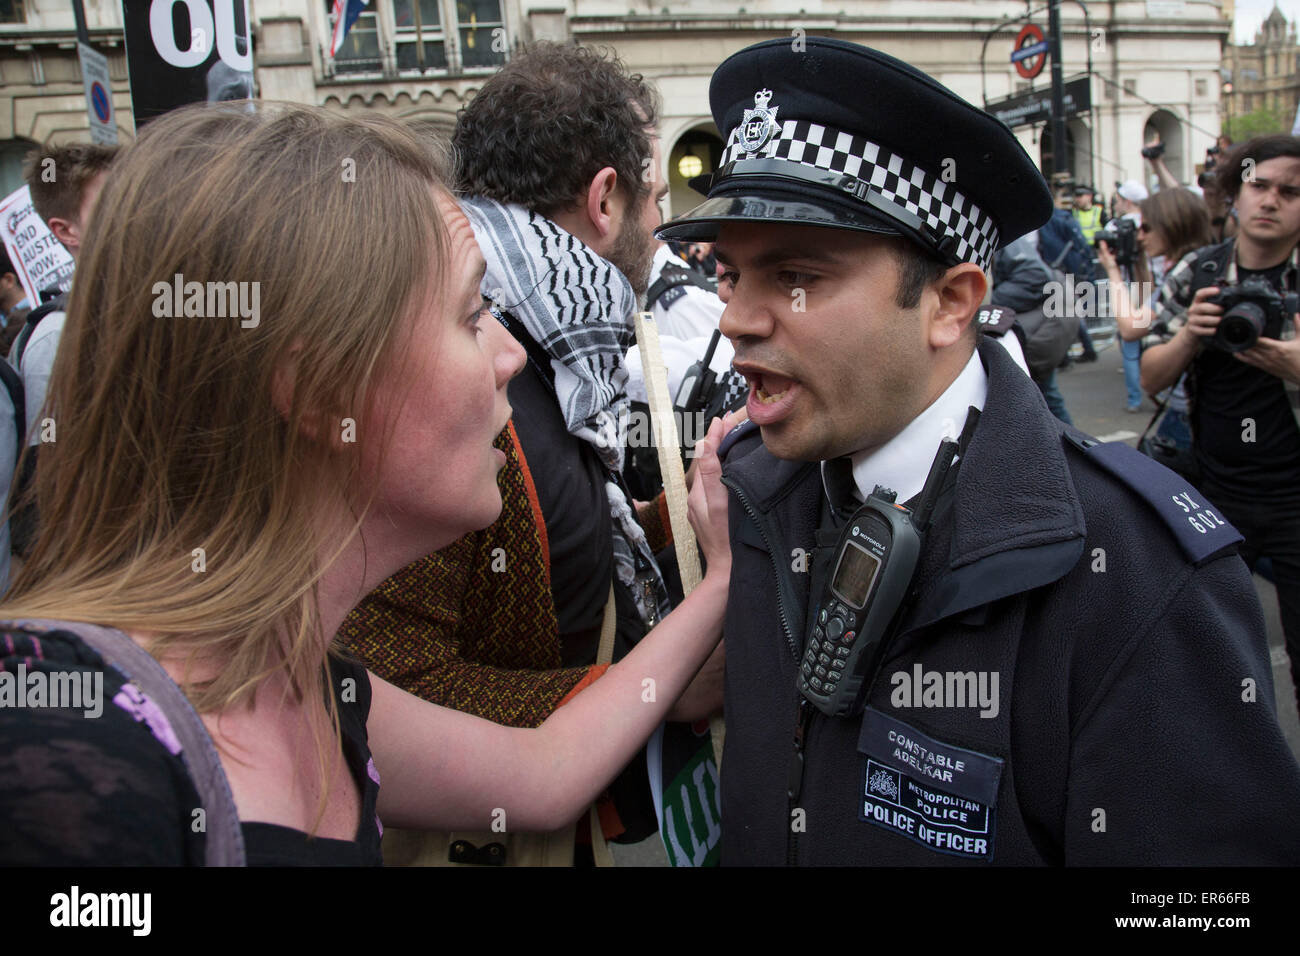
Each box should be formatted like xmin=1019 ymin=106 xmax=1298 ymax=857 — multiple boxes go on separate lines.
xmin=689 ymin=416 xmax=732 ymax=578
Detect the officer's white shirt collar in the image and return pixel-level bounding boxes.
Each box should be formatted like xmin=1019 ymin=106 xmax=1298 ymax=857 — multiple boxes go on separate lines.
xmin=822 ymin=347 xmax=987 ymax=507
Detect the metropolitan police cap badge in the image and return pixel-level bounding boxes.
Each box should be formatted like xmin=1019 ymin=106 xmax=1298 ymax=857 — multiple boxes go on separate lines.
xmin=737 ymin=88 xmax=779 ymax=153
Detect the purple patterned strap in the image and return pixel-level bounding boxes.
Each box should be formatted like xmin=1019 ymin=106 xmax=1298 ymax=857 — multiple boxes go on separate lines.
xmin=112 ymin=683 xmax=183 ymax=756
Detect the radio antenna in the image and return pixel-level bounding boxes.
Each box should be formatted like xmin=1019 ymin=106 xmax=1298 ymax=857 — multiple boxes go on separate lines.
xmin=911 ymin=438 xmax=958 ymax=534
xmin=701 ymin=328 xmax=721 ymax=367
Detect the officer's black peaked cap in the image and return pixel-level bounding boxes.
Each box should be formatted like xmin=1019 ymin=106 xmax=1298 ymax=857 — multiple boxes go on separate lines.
xmin=656 ymin=37 xmax=1053 ymax=272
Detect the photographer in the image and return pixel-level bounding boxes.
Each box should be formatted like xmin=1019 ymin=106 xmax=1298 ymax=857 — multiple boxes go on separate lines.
xmin=1199 ymin=136 xmax=1238 ymax=241
xmin=1098 ymin=188 xmax=1212 ymax=453
xmin=1112 ymin=179 xmax=1148 ymax=224
xmin=1141 ymin=134 xmax=1300 ymax=709
xmin=1098 ymin=190 xmax=1148 ymax=411
xmin=1141 ymin=135 xmax=1183 ymax=194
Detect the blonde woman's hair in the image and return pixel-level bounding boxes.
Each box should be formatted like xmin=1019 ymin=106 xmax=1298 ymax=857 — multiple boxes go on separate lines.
xmin=2 ymin=103 xmax=449 ymax=822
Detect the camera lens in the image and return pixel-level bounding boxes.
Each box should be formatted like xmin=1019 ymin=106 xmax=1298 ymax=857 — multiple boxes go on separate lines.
xmin=1216 ymin=302 xmax=1266 ymax=352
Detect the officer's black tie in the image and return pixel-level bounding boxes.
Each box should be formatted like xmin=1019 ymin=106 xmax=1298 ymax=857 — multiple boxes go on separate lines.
xmin=822 ymin=456 xmax=860 ymax=527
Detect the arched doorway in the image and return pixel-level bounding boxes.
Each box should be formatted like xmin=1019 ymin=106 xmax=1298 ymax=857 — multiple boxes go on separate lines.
xmin=668 ymin=123 xmax=724 ymax=220
xmin=1144 ymin=109 xmax=1184 ymax=186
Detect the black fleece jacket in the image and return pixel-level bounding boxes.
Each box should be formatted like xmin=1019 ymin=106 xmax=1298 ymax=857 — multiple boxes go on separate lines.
xmin=717 ymin=338 xmax=1300 ymax=865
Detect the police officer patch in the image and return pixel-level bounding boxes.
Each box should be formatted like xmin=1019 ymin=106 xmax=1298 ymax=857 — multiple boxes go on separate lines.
xmin=738 ymin=89 xmax=779 ymax=153
xmin=1063 ymin=436 xmax=1244 ymax=564
xmin=974 ymin=306 xmax=1018 ymax=337
xmin=857 ymin=708 xmax=1004 ymax=860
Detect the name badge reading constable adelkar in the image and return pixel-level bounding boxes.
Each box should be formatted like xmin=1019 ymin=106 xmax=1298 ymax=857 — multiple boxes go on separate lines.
xmin=858 ymin=708 xmax=1004 ymax=860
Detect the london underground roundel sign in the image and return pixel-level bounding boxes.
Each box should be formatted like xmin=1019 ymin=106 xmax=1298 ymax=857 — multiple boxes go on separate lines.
xmin=1012 ymin=23 xmax=1048 ymax=80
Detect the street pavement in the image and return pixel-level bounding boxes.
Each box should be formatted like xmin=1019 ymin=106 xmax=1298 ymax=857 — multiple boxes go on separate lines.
xmin=612 ymin=337 xmax=1300 ymax=866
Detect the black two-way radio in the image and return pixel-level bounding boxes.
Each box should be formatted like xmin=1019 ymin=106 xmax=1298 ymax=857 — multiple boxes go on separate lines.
xmin=798 ymin=435 xmax=960 ymax=718
xmin=673 ymin=328 xmax=722 ymax=459
xmin=674 ymin=329 xmax=721 ymax=417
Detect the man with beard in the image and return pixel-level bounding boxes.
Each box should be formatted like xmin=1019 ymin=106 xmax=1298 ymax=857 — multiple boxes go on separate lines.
xmin=340 ymin=41 xmax=724 ymax=867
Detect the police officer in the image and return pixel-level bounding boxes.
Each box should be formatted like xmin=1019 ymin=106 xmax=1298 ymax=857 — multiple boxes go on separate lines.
xmin=647 ymin=240 xmax=724 ymax=341
xmin=1072 ymin=185 xmax=1103 ymax=245
xmin=656 ymin=37 xmax=1300 ymax=865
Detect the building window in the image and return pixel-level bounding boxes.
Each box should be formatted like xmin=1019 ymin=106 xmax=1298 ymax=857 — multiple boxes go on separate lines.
xmin=325 ymin=0 xmax=505 ymax=78
xmin=394 ymin=0 xmax=448 ymax=72
xmin=1195 ymin=78 xmax=1207 ymax=97
xmin=1123 ymin=78 xmax=1136 ymax=96
xmin=456 ymin=0 xmax=506 ymax=70
xmin=326 ymin=0 xmax=382 ymax=75
xmin=0 ymin=0 xmax=24 ymax=24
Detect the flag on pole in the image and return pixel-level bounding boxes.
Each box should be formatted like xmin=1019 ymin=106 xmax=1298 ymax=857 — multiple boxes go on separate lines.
xmin=329 ymin=0 xmax=370 ymax=57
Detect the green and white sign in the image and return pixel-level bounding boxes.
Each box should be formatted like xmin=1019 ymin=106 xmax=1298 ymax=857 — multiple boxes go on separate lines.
xmin=649 ymin=725 xmax=721 ymax=866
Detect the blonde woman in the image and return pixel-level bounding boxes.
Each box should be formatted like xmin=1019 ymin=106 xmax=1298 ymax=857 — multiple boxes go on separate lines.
xmin=0 ymin=104 xmax=730 ymax=865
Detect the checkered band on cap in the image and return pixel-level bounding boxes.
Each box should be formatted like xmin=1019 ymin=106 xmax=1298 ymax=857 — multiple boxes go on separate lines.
xmin=721 ymin=118 xmax=1001 ymax=271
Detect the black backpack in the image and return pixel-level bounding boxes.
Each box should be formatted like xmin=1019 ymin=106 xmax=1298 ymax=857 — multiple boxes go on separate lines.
xmin=0 ymin=359 xmax=22 ymax=464
xmin=9 ymin=292 xmax=67 ymax=371
xmin=3 ymin=292 xmax=66 ymax=557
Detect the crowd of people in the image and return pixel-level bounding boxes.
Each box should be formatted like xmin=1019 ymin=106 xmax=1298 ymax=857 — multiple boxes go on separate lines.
xmin=987 ymin=135 xmax=1246 ymax=421
xmin=0 ymin=36 xmax=1298 ymax=868
xmin=987 ymin=127 xmax=1300 ymax=736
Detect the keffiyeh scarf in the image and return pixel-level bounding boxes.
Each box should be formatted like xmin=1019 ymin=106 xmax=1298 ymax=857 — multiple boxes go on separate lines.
xmin=461 ymin=197 xmax=672 ymax=628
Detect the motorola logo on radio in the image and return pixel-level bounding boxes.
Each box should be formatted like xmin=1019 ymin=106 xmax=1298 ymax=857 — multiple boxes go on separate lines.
xmin=849 ymin=526 xmax=886 ymax=551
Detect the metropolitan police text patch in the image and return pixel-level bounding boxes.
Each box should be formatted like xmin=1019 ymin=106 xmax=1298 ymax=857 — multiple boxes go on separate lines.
xmin=857 ymin=709 xmax=1004 ymax=860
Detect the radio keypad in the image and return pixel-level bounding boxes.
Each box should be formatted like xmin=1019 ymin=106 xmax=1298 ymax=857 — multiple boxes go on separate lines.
xmin=804 ymin=602 xmax=861 ymax=699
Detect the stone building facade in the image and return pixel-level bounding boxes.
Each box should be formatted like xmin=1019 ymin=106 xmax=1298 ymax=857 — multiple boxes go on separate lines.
xmin=1223 ymin=3 xmax=1300 ymax=133
xmin=0 ymin=0 xmax=1233 ymax=214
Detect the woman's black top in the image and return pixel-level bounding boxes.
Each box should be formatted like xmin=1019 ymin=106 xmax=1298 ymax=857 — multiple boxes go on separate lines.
xmin=0 ymin=625 xmax=384 ymax=866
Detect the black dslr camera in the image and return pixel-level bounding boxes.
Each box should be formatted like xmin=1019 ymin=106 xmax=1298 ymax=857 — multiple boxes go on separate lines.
xmin=1094 ymin=217 xmax=1139 ymax=269
xmin=1207 ymin=276 xmax=1298 ymax=352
